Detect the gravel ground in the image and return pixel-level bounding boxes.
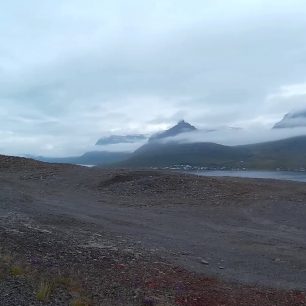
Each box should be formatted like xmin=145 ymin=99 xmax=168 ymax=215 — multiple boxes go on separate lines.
xmin=0 ymin=155 xmax=305 ymax=305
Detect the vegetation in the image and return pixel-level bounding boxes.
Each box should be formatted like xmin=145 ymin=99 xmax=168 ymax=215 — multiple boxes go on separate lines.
xmin=36 ymin=280 xmax=53 ymax=301
xmin=10 ymin=265 xmax=24 ymax=277
xmin=0 ymin=251 xmax=89 ymax=304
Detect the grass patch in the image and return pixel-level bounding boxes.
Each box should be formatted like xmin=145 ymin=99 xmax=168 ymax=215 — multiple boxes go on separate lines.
xmin=55 ymin=274 xmax=91 ymax=306
xmin=36 ymin=280 xmax=53 ymax=301
xmin=10 ymin=265 xmax=24 ymax=277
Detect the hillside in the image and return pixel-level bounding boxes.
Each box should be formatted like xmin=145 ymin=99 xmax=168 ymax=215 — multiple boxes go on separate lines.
xmin=240 ymin=136 xmax=306 ymax=169
xmin=120 ymin=136 xmax=306 ymax=170
xmin=125 ymin=141 xmax=250 ymax=167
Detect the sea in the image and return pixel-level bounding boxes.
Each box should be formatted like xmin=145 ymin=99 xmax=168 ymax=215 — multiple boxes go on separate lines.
xmin=188 ymin=170 xmax=306 ymax=183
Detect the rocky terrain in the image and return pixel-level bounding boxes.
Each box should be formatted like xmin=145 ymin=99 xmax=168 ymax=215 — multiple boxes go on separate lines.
xmin=0 ymin=155 xmax=305 ymax=305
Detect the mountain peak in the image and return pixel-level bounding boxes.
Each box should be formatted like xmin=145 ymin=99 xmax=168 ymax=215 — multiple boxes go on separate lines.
xmin=177 ymin=119 xmax=191 ymax=126
xmin=149 ymin=120 xmax=197 ymax=142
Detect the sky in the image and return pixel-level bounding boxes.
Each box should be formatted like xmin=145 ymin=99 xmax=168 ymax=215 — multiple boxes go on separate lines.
xmin=1 ymin=0 xmax=306 ymax=156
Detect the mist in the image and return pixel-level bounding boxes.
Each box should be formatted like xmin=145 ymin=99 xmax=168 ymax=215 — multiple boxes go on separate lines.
xmin=162 ymin=126 xmax=306 ymax=147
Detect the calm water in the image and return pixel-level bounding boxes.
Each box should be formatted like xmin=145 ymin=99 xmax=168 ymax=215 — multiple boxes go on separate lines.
xmin=189 ymin=170 xmax=306 ymax=183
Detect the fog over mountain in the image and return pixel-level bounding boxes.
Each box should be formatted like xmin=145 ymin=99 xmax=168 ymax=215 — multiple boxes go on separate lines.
xmin=149 ymin=120 xmax=197 ymax=142
xmin=96 ymin=134 xmax=147 ymax=145
xmin=1 ymin=1 xmax=306 ymax=157
xmin=159 ymin=125 xmax=306 ymax=147
xmin=273 ymin=110 xmax=306 ymax=129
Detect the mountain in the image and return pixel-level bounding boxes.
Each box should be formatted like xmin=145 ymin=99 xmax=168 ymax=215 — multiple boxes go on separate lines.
xmin=273 ymin=110 xmax=306 ymax=128
xmin=96 ymin=134 xmax=147 ymax=145
xmin=35 ymin=151 xmax=131 ymax=166
xmin=33 ymin=120 xmax=306 ymax=170
xmin=119 ymin=136 xmax=306 ymax=170
xmin=149 ymin=120 xmax=197 ymax=142
xmin=34 ymin=121 xmax=196 ymax=166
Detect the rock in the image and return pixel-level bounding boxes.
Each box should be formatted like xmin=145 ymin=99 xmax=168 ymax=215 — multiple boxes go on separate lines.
xmin=123 ymin=248 xmax=134 ymax=254
xmin=181 ymin=251 xmax=191 ymax=255
xmin=200 ymin=259 xmax=209 ymax=265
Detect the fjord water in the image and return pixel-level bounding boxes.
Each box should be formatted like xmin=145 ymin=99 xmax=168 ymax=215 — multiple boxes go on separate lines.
xmin=191 ymin=170 xmax=306 ymax=183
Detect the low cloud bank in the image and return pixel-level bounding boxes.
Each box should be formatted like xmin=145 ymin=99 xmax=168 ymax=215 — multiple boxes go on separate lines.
xmin=161 ymin=126 xmax=306 ymax=147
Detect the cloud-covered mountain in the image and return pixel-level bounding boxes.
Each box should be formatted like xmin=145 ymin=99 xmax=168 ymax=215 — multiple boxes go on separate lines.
xmin=149 ymin=120 xmax=197 ymax=142
xmin=31 ymin=119 xmax=306 ymax=169
xmin=96 ymin=134 xmax=147 ymax=145
xmin=273 ymin=110 xmax=306 ymax=128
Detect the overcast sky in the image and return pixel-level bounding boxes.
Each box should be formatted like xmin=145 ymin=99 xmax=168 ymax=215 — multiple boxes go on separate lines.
xmin=1 ymin=0 xmax=306 ymax=156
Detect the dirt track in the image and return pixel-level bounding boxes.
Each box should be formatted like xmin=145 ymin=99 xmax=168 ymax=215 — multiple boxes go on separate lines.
xmin=0 ymin=156 xmax=305 ymax=305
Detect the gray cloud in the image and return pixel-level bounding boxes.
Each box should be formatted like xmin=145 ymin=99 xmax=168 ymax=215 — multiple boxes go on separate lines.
xmin=0 ymin=0 xmax=306 ymax=156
